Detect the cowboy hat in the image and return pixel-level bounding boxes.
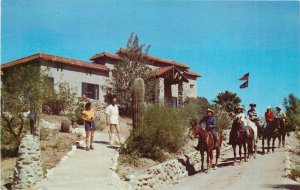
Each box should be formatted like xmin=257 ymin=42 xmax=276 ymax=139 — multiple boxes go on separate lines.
xmin=267 ymin=106 xmax=272 ymax=109
xmin=276 ymin=106 xmax=282 ymax=110
xmin=249 ymin=103 xmax=256 ymax=107
xmin=207 ymin=108 xmax=214 ymax=113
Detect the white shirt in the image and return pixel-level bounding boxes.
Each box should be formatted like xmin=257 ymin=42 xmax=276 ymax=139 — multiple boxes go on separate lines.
xmin=276 ymin=111 xmax=286 ymax=119
xmin=105 ymin=104 xmax=119 ymax=125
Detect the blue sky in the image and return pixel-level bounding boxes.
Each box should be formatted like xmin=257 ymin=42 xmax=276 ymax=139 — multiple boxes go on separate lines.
xmin=2 ymin=0 xmax=299 ymax=114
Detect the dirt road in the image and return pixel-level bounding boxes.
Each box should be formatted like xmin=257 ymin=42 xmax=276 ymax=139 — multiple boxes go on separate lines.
xmin=170 ymin=140 xmax=299 ymax=190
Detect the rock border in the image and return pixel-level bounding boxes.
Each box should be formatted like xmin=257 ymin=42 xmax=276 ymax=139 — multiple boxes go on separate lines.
xmin=115 ymin=142 xmax=232 ymax=190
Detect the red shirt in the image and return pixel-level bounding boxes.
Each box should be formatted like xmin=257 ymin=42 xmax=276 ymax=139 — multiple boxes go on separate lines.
xmin=265 ymin=111 xmax=274 ymax=122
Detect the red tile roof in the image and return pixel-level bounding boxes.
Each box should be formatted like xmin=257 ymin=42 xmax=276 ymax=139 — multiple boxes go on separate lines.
xmin=90 ymin=52 xmax=119 ymax=60
xmin=1 ymin=53 xmax=109 ymax=73
xmin=149 ymin=66 xmax=189 ymax=82
xmin=90 ymin=49 xmax=190 ymax=69
xmin=184 ymin=71 xmax=201 ymax=78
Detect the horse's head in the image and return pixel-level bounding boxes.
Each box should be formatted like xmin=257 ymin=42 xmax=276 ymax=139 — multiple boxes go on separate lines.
xmin=233 ymin=116 xmax=243 ymax=131
xmin=189 ymin=119 xmax=200 ymax=139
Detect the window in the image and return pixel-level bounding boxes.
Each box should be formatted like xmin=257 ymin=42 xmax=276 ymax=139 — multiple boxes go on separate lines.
xmin=190 ymin=84 xmax=194 ymax=89
xmin=82 ymin=82 xmax=99 ymax=100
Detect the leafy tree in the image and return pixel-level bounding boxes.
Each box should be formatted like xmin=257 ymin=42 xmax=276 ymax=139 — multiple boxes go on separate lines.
xmin=108 ymin=33 xmax=157 ymax=114
xmin=182 ymin=97 xmax=210 ymax=124
xmin=283 ymin=93 xmax=300 ymax=131
xmin=1 ymin=65 xmax=53 ymax=148
xmin=214 ymin=90 xmax=242 ymax=113
xmin=43 ymin=82 xmax=77 ymax=115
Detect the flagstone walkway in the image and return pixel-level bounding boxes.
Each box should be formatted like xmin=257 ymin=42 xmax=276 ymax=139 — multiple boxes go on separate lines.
xmin=40 ymin=132 xmax=128 ymax=190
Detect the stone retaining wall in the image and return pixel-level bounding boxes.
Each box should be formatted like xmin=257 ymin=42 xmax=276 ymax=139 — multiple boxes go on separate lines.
xmin=126 ymin=143 xmax=231 ymax=190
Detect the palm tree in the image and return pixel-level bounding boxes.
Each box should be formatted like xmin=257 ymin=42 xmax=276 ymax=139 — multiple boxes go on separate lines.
xmin=214 ymin=91 xmax=241 ymax=113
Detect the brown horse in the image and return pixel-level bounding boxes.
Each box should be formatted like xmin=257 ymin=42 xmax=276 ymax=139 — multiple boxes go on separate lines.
xmin=189 ymin=120 xmax=222 ymax=171
xmin=229 ymin=117 xmax=255 ymax=163
xmin=263 ymin=118 xmax=288 ymax=153
xmin=262 ymin=119 xmax=281 ymax=153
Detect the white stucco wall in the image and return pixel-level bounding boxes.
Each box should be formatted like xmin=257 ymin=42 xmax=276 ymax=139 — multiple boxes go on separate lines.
xmin=184 ymin=78 xmax=197 ymax=98
xmin=41 ymin=63 xmax=108 ymax=103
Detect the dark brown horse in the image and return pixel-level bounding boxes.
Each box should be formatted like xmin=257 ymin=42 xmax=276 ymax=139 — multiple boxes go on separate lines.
xmin=189 ymin=120 xmax=222 ymax=171
xmin=262 ymin=118 xmax=288 ymax=153
xmin=229 ymin=117 xmax=255 ymax=163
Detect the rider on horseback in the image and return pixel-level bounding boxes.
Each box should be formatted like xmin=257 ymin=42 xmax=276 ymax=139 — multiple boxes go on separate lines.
xmin=228 ymin=105 xmax=249 ymax=145
xmin=248 ymin=103 xmax=260 ymax=126
xmin=248 ymin=103 xmax=261 ymax=138
xmin=265 ymin=106 xmax=274 ymax=126
xmin=199 ymin=108 xmax=218 ymax=145
xmin=236 ymin=105 xmax=250 ymax=137
xmin=275 ymin=106 xmax=286 ymax=126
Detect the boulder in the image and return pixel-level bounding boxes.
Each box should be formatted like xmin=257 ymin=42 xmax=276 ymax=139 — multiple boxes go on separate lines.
xmin=61 ymin=119 xmax=71 ymax=133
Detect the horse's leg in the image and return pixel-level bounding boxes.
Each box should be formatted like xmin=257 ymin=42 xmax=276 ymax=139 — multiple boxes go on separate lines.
xmin=247 ymin=141 xmax=251 ymax=159
xmin=210 ymin=150 xmax=213 ymax=168
xmin=215 ymin=147 xmax=220 ymax=168
xmin=254 ymin=139 xmax=257 ymax=159
xmin=233 ymin=145 xmax=236 ymax=164
xmin=200 ymin=148 xmax=204 ymax=172
xmin=272 ymin=137 xmax=276 ymax=152
xmin=206 ymin=150 xmax=210 ymax=170
xmin=278 ymin=134 xmax=281 ymax=148
xmin=262 ymin=136 xmax=265 ymax=155
xmin=267 ymin=138 xmax=270 ymax=153
xmin=243 ymin=143 xmax=247 ymax=162
xmin=239 ymin=144 xmax=242 ymax=163
xmin=282 ymin=133 xmax=286 ymax=148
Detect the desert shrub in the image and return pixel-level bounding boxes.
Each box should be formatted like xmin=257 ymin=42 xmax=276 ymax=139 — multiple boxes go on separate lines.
xmin=1 ymin=127 xmax=19 ymax=158
xmin=180 ymin=97 xmax=210 ymax=127
xmin=40 ymin=127 xmax=52 ymax=141
xmin=94 ymin=120 xmax=105 ymax=131
xmin=118 ymin=151 xmax=141 ymax=167
xmin=290 ymin=168 xmax=300 ymax=181
xmin=120 ymin=104 xmax=186 ymax=161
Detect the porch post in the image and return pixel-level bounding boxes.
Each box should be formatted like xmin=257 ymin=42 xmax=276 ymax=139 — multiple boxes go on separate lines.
xmin=178 ymin=82 xmax=184 ymax=107
xmin=158 ymin=78 xmax=164 ymax=105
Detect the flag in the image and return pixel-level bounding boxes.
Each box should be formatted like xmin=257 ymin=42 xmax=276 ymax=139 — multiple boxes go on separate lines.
xmin=240 ymin=80 xmax=248 ymax=89
xmin=239 ymin=73 xmax=249 ymax=81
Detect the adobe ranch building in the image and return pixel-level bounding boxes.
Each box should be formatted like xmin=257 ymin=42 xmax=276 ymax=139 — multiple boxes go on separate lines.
xmin=1 ymin=50 xmax=201 ymax=107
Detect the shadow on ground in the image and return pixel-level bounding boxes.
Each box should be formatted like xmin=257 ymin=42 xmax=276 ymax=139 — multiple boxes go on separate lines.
xmin=265 ymin=184 xmax=300 ymax=190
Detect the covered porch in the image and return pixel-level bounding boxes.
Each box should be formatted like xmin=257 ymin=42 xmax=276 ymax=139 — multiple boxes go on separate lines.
xmin=149 ymin=66 xmax=189 ymax=107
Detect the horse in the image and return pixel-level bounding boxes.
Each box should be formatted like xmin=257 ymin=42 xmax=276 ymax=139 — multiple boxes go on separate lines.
xmin=262 ymin=119 xmax=281 ymax=154
xmin=229 ymin=117 xmax=256 ymax=163
xmin=277 ymin=118 xmax=288 ymax=148
xmin=262 ymin=117 xmax=289 ymax=153
xmin=189 ymin=120 xmax=222 ymax=171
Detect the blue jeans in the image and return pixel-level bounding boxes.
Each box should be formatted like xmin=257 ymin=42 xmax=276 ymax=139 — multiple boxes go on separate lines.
xmin=211 ymin=128 xmax=218 ymax=143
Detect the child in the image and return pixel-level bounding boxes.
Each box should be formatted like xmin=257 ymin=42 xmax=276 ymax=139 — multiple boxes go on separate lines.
xmin=82 ymin=102 xmax=95 ymax=151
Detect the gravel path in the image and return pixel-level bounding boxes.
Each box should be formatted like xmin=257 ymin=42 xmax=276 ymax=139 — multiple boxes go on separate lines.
xmin=170 ymin=139 xmax=300 ymax=190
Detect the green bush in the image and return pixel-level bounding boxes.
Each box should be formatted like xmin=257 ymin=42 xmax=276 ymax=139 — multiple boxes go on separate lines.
xmin=1 ymin=126 xmax=20 ymax=158
xmin=120 ymin=104 xmax=186 ymax=161
xmin=94 ymin=120 xmax=105 ymax=131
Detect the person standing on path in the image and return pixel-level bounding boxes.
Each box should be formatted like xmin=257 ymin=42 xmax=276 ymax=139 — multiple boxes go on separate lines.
xmin=81 ymin=93 xmax=97 ymax=128
xmin=105 ymin=97 xmax=121 ymax=145
xmin=82 ymin=102 xmax=95 ymax=151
